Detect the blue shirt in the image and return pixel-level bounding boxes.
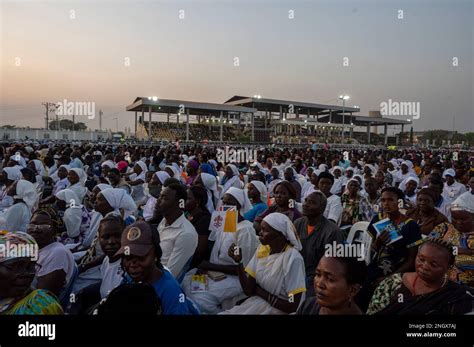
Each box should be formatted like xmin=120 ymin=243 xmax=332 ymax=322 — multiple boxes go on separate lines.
xmin=123 ymin=269 xmax=199 ymax=315
xmin=243 ymin=202 xmax=268 ymax=222
xmin=151 ymin=269 xmax=199 ymax=315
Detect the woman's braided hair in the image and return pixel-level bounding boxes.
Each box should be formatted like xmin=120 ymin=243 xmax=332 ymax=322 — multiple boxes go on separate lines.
xmin=421 ymin=237 xmax=456 ymax=266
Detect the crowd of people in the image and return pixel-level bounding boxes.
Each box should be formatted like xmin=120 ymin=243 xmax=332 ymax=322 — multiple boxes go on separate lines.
xmin=0 ymin=141 xmax=473 ymax=315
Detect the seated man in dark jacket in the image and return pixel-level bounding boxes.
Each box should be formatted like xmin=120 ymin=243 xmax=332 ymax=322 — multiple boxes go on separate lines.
xmin=294 ymin=191 xmax=345 ymax=296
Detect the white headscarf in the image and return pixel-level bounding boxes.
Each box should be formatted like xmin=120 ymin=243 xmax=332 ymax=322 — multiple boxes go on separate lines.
xmin=100 ymin=188 xmax=137 ymax=218
xmin=318 ymin=164 xmax=328 ymax=172
xmin=2 ymin=167 xmax=22 ymax=181
xmin=227 ymin=164 xmax=240 ymax=177
xmin=364 ymin=164 xmax=376 ymax=176
xmin=101 ymin=160 xmax=115 ymax=169
xmin=55 ymin=189 xmax=82 ymax=208
xmin=155 ymin=171 xmax=171 ymax=185
xmin=451 ymin=193 xmax=474 ymax=214
xmin=222 ymin=164 xmax=241 ymax=196
xmin=31 ymin=159 xmax=46 ymax=177
xmin=225 ymin=187 xmax=252 ymax=214
xmin=249 ymin=180 xmax=267 ymax=202
xmin=330 ymin=166 xmax=344 ymax=175
xmin=70 ymin=168 xmax=87 ymax=185
xmin=200 ymin=173 xmax=219 ymax=212
xmin=399 ymin=176 xmax=420 ymax=192
xmin=389 ymin=159 xmax=399 ymax=169
xmin=262 ymin=212 xmax=302 ymax=251
xmin=14 ymin=180 xmax=36 ymax=208
xmin=96 ymin=183 xmax=113 ymax=191
xmin=165 ymin=165 xmax=180 ymax=179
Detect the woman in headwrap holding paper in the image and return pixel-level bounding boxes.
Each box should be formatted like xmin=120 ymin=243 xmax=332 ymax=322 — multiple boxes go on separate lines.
xmin=0 ymin=231 xmax=63 ymax=314
xmin=182 ymin=187 xmax=259 ymax=314
xmin=221 ymin=212 xmax=306 ymax=314
xmin=0 ymin=180 xmax=36 ymax=232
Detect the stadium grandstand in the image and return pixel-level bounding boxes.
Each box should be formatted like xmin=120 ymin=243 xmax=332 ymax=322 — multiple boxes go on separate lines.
xmin=126 ymin=96 xmax=411 ymax=145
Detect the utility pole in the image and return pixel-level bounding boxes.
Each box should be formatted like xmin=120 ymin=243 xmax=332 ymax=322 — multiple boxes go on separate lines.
xmin=72 ymin=114 xmax=75 ymax=131
xmin=42 ymin=102 xmax=58 ymax=130
xmin=99 ymin=109 xmax=103 ymax=131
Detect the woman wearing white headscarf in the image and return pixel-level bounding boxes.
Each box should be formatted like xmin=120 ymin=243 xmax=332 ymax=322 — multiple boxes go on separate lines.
xmin=0 ymin=180 xmax=36 ymax=232
xmin=126 ymin=161 xmax=148 ymax=206
xmin=55 ymin=189 xmax=91 ymax=247
xmin=267 ymin=168 xmax=283 ymax=199
xmin=330 ymin=166 xmax=345 ymax=195
xmin=220 ymin=164 xmax=242 ymax=197
xmin=221 ymin=212 xmax=306 ymax=314
xmin=394 ymin=160 xmax=417 ymax=187
xmin=142 ymin=171 xmax=170 ymax=222
xmin=99 ymin=188 xmax=137 ymax=219
xmin=196 ymin=172 xmax=219 ymax=213
xmin=0 ymin=167 xmax=22 ymax=212
xmin=182 ymin=186 xmax=259 ymax=314
xmin=399 ymin=176 xmax=420 ymax=205
xmin=67 ymin=168 xmax=88 ymax=203
xmin=244 ymin=181 xmax=269 ymax=223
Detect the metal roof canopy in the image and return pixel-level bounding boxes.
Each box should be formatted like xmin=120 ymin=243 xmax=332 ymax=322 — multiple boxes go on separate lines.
xmin=224 ymin=95 xmax=360 ymax=114
xmin=313 ymin=114 xmax=411 ymax=126
xmin=126 ymin=97 xmax=256 ymax=116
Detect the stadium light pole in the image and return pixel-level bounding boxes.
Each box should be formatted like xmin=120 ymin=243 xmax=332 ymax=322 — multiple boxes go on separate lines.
xmin=339 ymin=95 xmax=350 ymax=143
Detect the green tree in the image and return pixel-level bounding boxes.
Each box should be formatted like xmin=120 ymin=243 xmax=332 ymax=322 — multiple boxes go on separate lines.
xmin=49 ymin=119 xmax=87 ymax=131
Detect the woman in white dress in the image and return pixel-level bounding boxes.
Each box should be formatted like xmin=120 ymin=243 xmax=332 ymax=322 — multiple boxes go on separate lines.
xmin=0 ymin=180 xmax=36 ymax=232
xmin=220 ymin=164 xmax=242 ymax=198
xmin=126 ymin=161 xmax=147 ymax=206
xmin=182 ymin=187 xmax=259 ymax=314
xmin=221 ymin=212 xmax=306 ymax=314
xmin=194 ymin=173 xmax=219 ymax=213
xmin=67 ymin=168 xmax=88 ymax=203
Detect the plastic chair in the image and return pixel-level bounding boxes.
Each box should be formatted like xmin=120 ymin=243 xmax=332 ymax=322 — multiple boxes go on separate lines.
xmin=59 ymin=263 xmax=79 ymax=308
xmin=176 ymin=256 xmax=193 ymax=284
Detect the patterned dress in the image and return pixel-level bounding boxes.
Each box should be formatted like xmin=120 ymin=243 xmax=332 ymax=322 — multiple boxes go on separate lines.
xmin=433 ymin=224 xmax=474 ymax=288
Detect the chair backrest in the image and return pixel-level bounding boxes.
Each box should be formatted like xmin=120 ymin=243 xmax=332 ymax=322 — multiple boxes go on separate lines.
xmin=346 ymin=221 xmax=372 ymax=265
xmin=59 ymin=263 xmax=79 ymax=308
xmin=79 ymin=211 xmax=102 ymax=250
xmin=176 ymin=256 xmax=193 ymax=284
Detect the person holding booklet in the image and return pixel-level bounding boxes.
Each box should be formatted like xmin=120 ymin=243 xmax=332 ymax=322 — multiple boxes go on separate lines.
xmin=182 ymin=187 xmax=259 ymax=314
xmin=357 ymin=187 xmax=422 ymax=311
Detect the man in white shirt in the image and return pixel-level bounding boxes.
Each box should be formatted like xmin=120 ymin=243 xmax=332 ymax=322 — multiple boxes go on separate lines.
xmin=156 ymin=183 xmax=198 ymax=279
xmin=317 ymin=172 xmax=343 ymax=226
xmin=443 ymin=169 xmax=467 ymax=203
xmin=428 ymin=174 xmax=452 ymax=222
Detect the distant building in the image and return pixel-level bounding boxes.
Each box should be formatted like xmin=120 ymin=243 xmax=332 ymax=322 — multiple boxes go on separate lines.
xmin=0 ymin=128 xmax=109 ymax=141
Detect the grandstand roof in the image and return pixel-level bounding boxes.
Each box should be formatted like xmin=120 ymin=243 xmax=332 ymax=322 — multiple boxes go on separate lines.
xmin=224 ymin=95 xmax=360 ymax=114
xmin=126 ymin=97 xmax=256 ymax=116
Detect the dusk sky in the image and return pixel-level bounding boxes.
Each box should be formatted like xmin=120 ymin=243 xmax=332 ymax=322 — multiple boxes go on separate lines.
xmin=1 ymin=0 xmax=473 ymax=134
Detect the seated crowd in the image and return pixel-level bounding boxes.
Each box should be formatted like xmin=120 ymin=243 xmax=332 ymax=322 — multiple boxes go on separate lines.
xmin=0 ymin=142 xmax=473 ymax=315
